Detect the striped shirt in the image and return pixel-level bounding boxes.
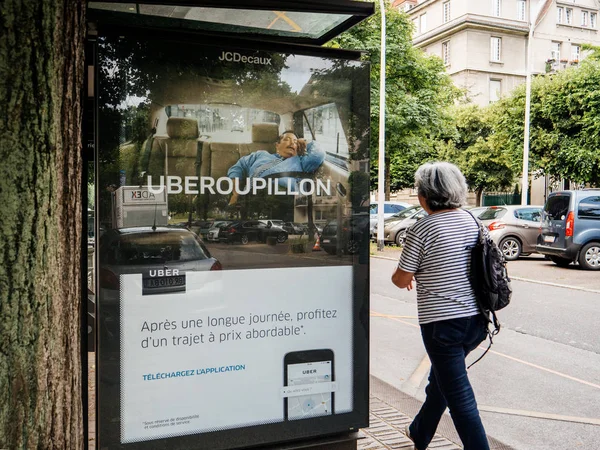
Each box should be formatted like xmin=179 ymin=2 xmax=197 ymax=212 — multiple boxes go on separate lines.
xmin=398 ymin=209 xmax=480 ymax=324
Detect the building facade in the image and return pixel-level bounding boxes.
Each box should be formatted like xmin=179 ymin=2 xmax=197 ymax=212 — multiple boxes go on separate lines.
xmin=396 ymin=0 xmax=600 ymax=106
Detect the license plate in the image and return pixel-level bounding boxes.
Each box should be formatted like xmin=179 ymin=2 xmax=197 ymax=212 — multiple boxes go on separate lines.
xmin=543 ymin=235 xmax=555 ymax=243
xmin=143 ymin=276 xmax=185 ymax=289
xmin=322 ymin=239 xmax=331 ymax=243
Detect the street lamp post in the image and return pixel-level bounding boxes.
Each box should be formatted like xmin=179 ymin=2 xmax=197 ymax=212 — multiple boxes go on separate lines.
xmin=522 ymin=0 xmax=541 ymax=205
xmin=376 ymin=0 xmax=386 ymax=252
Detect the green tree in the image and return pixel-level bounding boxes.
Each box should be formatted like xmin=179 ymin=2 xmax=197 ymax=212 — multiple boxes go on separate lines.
xmin=437 ymin=105 xmax=515 ymax=205
xmin=329 ymin=2 xmax=458 ymax=197
xmin=0 ymin=0 xmax=86 ymax=447
xmin=491 ymin=58 xmax=600 ymax=186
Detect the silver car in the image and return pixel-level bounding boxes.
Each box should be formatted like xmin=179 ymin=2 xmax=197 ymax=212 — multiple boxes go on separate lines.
xmin=479 ymin=205 xmax=544 ymax=260
xmin=372 ymin=205 xmax=427 ymax=245
xmin=206 ymin=220 xmax=233 ymax=242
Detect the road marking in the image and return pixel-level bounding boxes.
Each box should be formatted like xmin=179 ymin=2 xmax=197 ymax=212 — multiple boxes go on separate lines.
xmin=478 ymin=406 xmax=600 ymax=426
xmin=511 ymin=276 xmax=600 ymax=294
xmin=371 ymin=311 xmax=600 ymax=391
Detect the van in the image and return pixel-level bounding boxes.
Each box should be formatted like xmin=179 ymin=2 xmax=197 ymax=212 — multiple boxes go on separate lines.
xmin=536 ymin=190 xmax=600 ymax=270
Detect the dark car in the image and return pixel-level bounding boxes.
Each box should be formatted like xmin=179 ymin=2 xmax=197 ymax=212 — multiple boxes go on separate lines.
xmin=320 ymin=214 xmax=370 ymax=255
xmin=218 ymin=220 xmax=288 ymax=245
xmin=537 ymin=190 xmax=600 ymax=270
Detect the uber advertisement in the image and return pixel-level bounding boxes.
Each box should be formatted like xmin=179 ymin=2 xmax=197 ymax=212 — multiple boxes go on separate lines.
xmin=96 ymin=34 xmax=369 ymax=449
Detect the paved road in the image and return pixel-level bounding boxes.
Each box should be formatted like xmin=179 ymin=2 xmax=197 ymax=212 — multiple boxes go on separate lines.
xmin=370 ymin=254 xmax=600 ymax=450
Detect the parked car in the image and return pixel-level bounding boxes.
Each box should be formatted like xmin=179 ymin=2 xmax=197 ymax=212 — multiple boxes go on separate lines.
xmin=188 ymin=220 xmax=217 ymax=239
xmin=369 ymin=201 xmax=412 ymax=232
xmin=478 ymin=205 xmax=543 ymax=260
xmin=99 ymin=227 xmax=222 ymax=296
xmin=218 ymin=220 xmax=288 ymax=244
xmin=259 ymin=219 xmax=287 ymax=229
xmin=464 ymin=206 xmax=489 ymax=218
xmin=537 ymin=190 xmax=600 ymax=270
xmin=371 ymin=205 xmax=427 ymax=245
xmin=283 ymin=222 xmax=308 ymax=235
xmin=206 ymin=220 xmax=234 ymax=242
xmin=320 ymin=214 xmax=370 ymax=255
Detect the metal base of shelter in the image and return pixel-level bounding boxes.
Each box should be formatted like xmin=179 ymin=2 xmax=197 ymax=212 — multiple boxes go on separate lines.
xmin=263 ymin=432 xmax=360 ymax=450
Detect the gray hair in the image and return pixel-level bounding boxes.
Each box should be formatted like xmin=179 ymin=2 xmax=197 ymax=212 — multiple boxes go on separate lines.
xmin=415 ymin=162 xmax=467 ymax=211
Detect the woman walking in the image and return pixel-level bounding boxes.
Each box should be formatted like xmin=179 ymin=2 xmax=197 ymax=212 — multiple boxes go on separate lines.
xmin=392 ymin=162 xmax=490 ymax=450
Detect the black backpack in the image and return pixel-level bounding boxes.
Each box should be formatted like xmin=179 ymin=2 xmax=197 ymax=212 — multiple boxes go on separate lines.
xmin=465 ymin=211 xmax=512 ymax=366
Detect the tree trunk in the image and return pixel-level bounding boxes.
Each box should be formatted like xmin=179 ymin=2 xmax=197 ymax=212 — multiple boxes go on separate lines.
xmin=476 ymin=187 xmax=484 ymax=207
xmin=0 ymin=1 xmax=86 ymax=448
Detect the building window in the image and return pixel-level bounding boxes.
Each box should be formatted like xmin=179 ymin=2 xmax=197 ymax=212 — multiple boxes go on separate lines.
xmin=420 ymin=13 xmax=427 ymax=33
xmin=490 ymin=37 xmax=502 ymax=62
xmin=582 ymin=10 xmax=589 ymax=27
xmin=489 ymin=79 xmax=502 ymax=103
xmin=492 ymin=0 xmax=502 ymax=17
xmin=571 ymin=44 xmax=580 ymax=61
xmin=592 ymin=12 xmax=597 ymax=28
xmin=551 ymin=41 xmax=561 ymax=60
xmin=443 ymin=1 xmax=451 ymax=23
xmin=442 ymin=40 xmax=450 ymax=66
xmin=557 ymin=6 xmax=564 ymax=23
xmin=566 ymin=8 xmax=573 ymax=24
xmin=517 ymin=0 xmax=526 ymax=21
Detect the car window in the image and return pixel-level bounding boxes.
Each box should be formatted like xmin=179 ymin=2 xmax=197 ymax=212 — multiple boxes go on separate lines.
xmin=578 ymin=196 xmax=600 ymax=219
xmin=515 ymin=208 xmax=542 ymax=221
xmin=545 ymin=195 xmax=570 ymax=220
xmin=111 ymin=231 xmax=208 ymax=264
xmin=479 ymin=207 xmax=507 ymax=220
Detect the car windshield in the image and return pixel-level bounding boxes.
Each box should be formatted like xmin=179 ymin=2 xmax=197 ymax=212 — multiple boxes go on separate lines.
xmin=391 ymin=206 xmax=421 ymax=219
xmin=108 ymin=231 xmax=208 ymax=265
xmin=479 ymin=207 xmax=507 ymax=220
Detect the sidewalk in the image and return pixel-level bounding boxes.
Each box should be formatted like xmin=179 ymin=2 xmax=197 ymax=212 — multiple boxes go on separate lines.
xmin=362 ymin=376 xmax=513 ymax=450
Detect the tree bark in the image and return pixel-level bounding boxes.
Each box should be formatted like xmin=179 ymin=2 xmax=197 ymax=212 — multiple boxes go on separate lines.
xmin=0 ymin=0 xmax=86 ymax=448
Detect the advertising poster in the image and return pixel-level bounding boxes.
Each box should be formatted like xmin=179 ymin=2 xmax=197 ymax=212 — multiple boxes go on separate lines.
xmin=96 ymin=33 xmax=369 ymax=449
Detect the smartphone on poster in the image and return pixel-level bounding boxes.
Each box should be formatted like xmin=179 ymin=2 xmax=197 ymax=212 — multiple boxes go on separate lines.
xmin=283 ymin=349 xmax=335 ymax=421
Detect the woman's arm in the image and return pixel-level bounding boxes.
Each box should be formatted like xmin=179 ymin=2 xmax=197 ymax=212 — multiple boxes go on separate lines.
xmin=391 ymin=267 xmax=415 ymax=290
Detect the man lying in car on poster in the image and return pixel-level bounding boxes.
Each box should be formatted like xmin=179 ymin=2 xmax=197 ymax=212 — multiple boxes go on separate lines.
xmin=227 ymin=131 xmax=324 ymax=204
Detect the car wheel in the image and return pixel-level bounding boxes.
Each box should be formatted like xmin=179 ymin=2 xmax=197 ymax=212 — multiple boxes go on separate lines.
xmin=277 ymin=233 xmax=287 ymax=243
xmin=395 ymin=230 xmax=407 ymax=247
xmin=499 ymin=237 xmax=521 ymax=261
xmin=578 ymin=242 xmax=600 ymax=270
xmin=240 ymin=235 xmax=249 ymax=245
xmin=550 ymin=256 xmax=572 ymax=267
xmin=323 ymin=247 xmax=337 ymax=255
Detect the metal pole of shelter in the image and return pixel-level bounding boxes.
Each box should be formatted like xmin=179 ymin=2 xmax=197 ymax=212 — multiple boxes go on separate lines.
xmin=376 ymin=0 xmax=386 ymax=252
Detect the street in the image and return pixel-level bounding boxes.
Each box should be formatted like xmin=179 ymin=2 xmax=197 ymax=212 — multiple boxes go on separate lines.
xmin=370 ymin=253 xmax=600 ymax=450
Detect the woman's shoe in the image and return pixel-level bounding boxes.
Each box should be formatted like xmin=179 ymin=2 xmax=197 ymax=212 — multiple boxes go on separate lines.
xmin=404 ymin=424 xmax=417 ymax=450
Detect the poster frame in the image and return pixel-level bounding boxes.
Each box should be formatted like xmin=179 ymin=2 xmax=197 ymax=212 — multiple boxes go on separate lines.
xmin=90 ymin=22 xmax=370 ymax=450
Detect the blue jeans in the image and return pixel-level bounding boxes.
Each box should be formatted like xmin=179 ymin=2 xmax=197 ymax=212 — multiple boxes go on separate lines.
xmin=409 ymin=314 xmax=490 ymax=450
